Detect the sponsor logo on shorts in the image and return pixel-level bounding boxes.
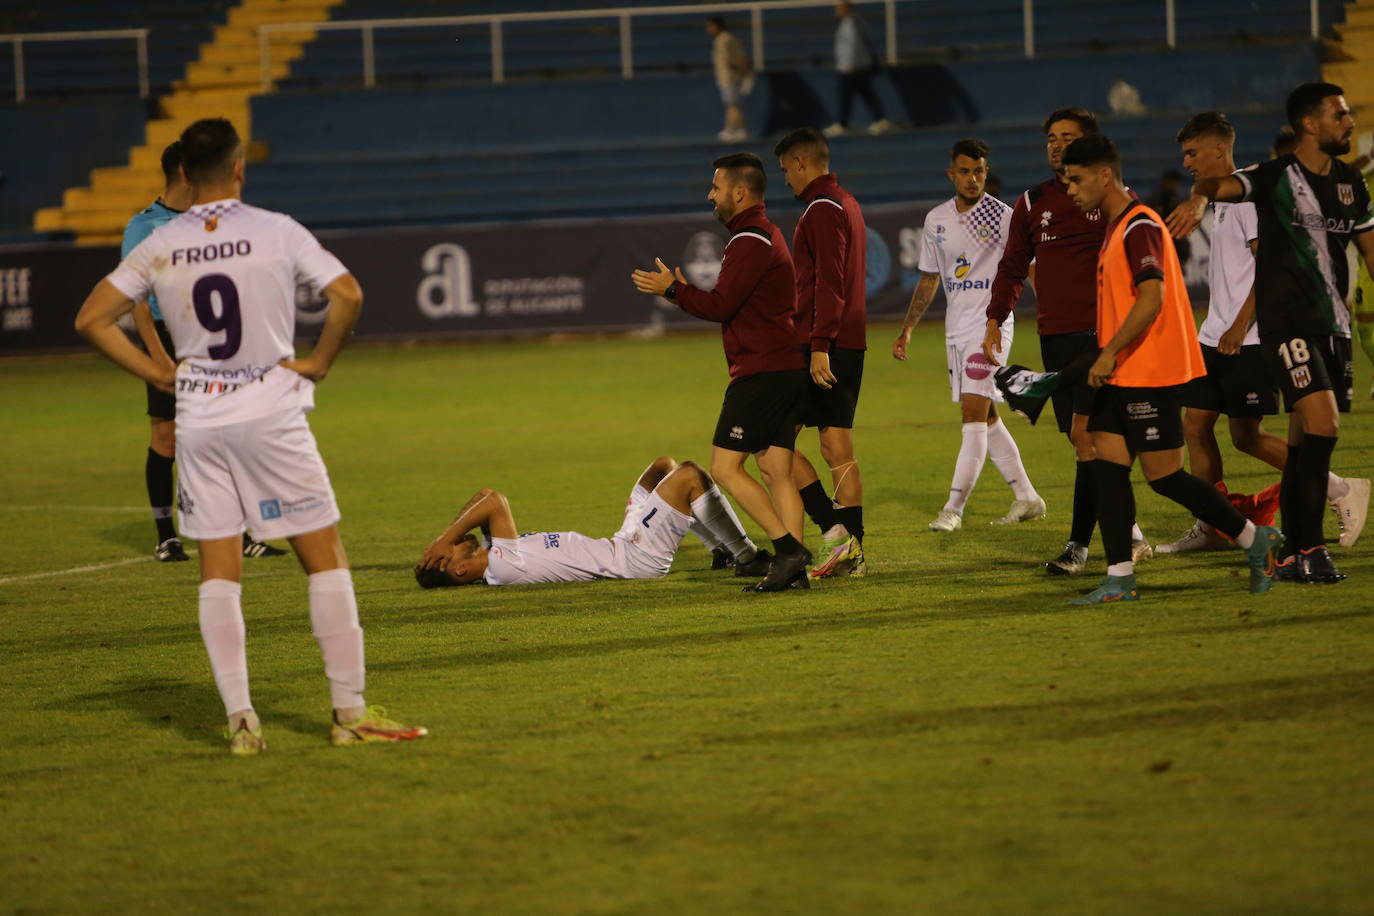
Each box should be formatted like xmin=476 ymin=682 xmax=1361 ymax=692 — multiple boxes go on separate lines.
xmin=1145 ymin=426 xmax=1159 ymax=441
xmin=543 ymin=533 xmax=561 ymax=549
xmin=1246 ymin=391 xmax=1260 ymax=405
xmin=1290 ymin=366 xmax=1311 ymax=389
xmin=178 ymin=482 xmax=194 ymax=516
xmin=1126 ymin=401 xmax=1159 ymax=420
xmin=258 ymin=496 xmax=324 ymax=522
xmin=730 ymin=425 xmax=744 ymax=440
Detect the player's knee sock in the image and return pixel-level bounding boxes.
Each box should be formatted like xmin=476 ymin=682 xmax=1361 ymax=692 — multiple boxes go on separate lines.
xmin=308 ymin=568 xmax=366 ymax=712
xmin=1093 ymin=460 xmax=1134 ymax=567
xmin=1279 ymin=444 xmax=1303 ymax=557
xmin=1070 ymin=460 xmax=1097 ymax=546
xmin=832 ymin=505 xmax=864 ymax=543
xmin=146 ymin=448 xmax=176 ymax=543
xmin=986 ymin=418 xmax=1037 ymax=502
xmin=1147 ymin=470 xmax=1247 ymax=540
xmin=1297 ymin=434 xmax=1336 ymax=550
xmin=944 ymin=422 xmax=988 ymax=514
xmin=689 ymin=519 xmax=722 ymax=552
xmin=691 ymin=486 xmax=756 ymax=562
xmin=799 ymin=481 xmax=838 ymax=533
xmin=198 ymin=579 xmax=250 ymax=717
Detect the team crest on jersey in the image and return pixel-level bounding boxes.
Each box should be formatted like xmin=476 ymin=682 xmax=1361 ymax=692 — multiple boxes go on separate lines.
xmin=204 ymin=218 xmax=218 ymax=232
xmin=1041 ymin=211 xmax=1052 ymax=227
xmin=1290 ymin=365 xmax=1312 ymax=389
xmin=1337 ymin=183 xmax=1354 ymax=206
xmin=1086 ymin=209 xmax=1102 ymax=221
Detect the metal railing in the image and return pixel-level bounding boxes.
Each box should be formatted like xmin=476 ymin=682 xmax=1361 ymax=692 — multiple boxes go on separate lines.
xmin=0 ymin=29 xmax=149 ymax=103
xmin=257 ymin=0 xmax=901 ymax=92
xmin=259 ymin=0 xmax=1328 ymax=88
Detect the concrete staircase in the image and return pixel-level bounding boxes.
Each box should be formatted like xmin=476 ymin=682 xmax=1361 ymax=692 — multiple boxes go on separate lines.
xmin=1325 ymin=0 xmax=1374 ymax=133
xmin=35 ymin=0 xmax=342 ymax=246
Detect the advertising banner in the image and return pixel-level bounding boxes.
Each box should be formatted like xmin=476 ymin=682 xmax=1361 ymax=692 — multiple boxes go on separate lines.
xmin=1 ymin=200 xmax=1046 ymax=353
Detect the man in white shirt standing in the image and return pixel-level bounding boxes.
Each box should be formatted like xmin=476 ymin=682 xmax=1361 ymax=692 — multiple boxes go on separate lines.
xmin=893 ymin=139 xmax=1045 ymax=531
xmin=74 ymin=118 xmax=426 ymax=755
xmin=706 ymin=17 xmax=752 ymax=142
xmin=1159 ymin=111 xmax=1368 ymax=553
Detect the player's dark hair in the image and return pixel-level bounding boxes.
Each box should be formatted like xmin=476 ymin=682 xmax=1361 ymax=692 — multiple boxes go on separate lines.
xmin=1272 ymin=126 xmax=1298 ymax=157
xmin=772 ymin=127 xmax=830 ymax=167
xmin=707 ymin=15 xmax=726 ymax=29
xmin=160 ymin=141 xmax=185 ymax=184
xmin=950 ymin=138 xmax=990 ymax=163
xmin=1042 ymin=107 xmax=1098 ymax=136
xmin=1175 ymin=111 xmax=1235 ymax=144
xmin=1285 ymin=81 xmax=1344 ymax=135
xmin=713 ymin=152 xmax=767 ymax=196
xmin=414 ymin=565 xmax=459 ymax=589
xmin=179 ymin=117 xmax=241 ymax=185
xmin=1061 ymin=134 xmax=1121 ymax=178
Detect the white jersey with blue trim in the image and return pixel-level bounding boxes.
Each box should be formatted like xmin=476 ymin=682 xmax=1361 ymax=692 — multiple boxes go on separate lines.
xmin=106 ymin=198 xmax=347 ymax=428
xmin=483 ymin=532 xmax=624 ymax=585
xmin=918 ymin=195 xmax=1014 ymax=345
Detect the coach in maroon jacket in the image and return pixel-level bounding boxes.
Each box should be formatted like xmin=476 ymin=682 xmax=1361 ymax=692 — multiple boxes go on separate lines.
xmin=981 ymin=107 xmax=1124 ymax=577
xmin=774 ymin=127 xmax=869 ymax=580
xmin=632 ymin=152 xmax=812 ymax=591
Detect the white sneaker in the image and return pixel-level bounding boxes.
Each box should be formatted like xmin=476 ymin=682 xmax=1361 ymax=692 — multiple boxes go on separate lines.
xmin=928 ymin=509 xmax=962 ymax=532
xmin=716 ymin=128 xmax=734 ymax=142
xmin=1331 ymin=477 xmax=1370 ymax=548
xmin=822 ymin=123 xmax=848 ymax=137
xmin=1155 ymin=522 xmax=1231 ymax=554
xmin=1131 ymin=537 xmax=1154 ymax=564
xmin=867 ymin=118 xmax=892 ymax=135
xmin=990 ymin=496 xmax=1047 ymax=525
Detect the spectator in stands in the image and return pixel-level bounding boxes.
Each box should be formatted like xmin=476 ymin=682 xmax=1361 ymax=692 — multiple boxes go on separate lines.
xmin=1147 ymin=168 xmax=1190 ymax=263
xmin=823 ymin=2 xmax=891 ymax=137
xmin=707 ymin=17 xmax=752 ymax=143
xmin=1272 ymin=126 xmax=1298 ymax=158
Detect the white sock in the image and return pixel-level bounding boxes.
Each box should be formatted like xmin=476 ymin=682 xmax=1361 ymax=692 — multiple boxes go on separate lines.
xmin=308 ymin=568 xmax=366 ymax=713
xmin=689 ymin=518 xmax=722 ymax=552
xmin=198 ymin=579 xmax=250 ymax=718
xmin=944 ymin=422 xmax=987 ymax=514
xmin=1234 ymin=521 xmax=1256 ymax=549
xmin=1327 ymin=473 xmax=1349 ymax=501
xmin=691 ymin=485 xmax=757 ymax=562
xmin=1107 ymin=561 xmax=1134 ymax=577
xmin=1131 ymin=522 xmax=1145 ymax=542
xmin=985 ymin=418 xmax=1038 ymax=502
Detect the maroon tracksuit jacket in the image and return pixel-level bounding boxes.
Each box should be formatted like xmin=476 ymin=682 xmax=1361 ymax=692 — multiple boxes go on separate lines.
xmin=791 ymin=173 xmax=868 ymax=353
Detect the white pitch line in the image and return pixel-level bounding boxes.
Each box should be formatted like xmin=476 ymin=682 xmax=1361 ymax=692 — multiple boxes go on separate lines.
xmin=0 ymin=555 xmax=155 ymax=585
xmin=0 ymin=506 xmax=148 ymax=513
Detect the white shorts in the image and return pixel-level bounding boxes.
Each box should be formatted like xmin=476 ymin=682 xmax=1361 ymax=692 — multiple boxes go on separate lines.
xmin=175 ymin=407 xmax=341 ymax=541
xmin=613 ymin=485 xmax=693 ymax=579
xmin=947 ymin=330 xmax=1012 ymax=403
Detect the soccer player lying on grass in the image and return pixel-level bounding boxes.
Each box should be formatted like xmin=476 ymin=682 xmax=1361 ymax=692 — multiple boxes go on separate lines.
xmin=414 ymin=457 xmax=769 ymax=588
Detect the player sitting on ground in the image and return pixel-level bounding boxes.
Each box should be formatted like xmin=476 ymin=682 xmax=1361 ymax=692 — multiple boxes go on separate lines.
xmin=414 ymin=457 xmax=767 ymax=588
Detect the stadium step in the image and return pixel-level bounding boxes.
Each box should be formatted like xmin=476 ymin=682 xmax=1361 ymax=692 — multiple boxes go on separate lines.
xmin=32 ymin=0 xmax=344 ymax=243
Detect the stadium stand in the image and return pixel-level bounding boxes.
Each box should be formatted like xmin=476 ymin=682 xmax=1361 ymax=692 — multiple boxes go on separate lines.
xmin=0 ymin=0 xmax=1363 ymax=243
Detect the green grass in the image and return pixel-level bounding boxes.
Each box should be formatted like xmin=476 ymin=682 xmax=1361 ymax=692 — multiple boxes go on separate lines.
xmin=3 ymin=323 xmax=1372 ymax=915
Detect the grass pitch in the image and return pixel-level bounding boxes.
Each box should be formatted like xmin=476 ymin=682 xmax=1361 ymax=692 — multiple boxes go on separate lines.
xmin=3 ymin=323 xmax=1373 ymax=915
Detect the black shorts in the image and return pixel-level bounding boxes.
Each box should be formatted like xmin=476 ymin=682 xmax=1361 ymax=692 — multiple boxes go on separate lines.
xmin=712 ymin=369 xmax=808 ymax=453
xmin=1039 ymin=331 xmax=1098 ymax=434
xmin=1260 ymin=333 xmax=1352 ymax=413
xmin=1088 ymin=384 xmax=1186 ymax=453
xmin=145 ymin=320 xmax=176 ymax=420
xmin=1181 ymin=344 xmax=1279 ymax=418
xmin=802 ymin=347 xmax=864 ymax=429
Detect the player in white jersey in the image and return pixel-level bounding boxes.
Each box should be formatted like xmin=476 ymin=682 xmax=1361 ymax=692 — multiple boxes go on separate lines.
xmin=892 ymin=139 xmax=1045 ymax=532
xmin=413 ymin=456 xmax=765 ymax=587
xmin=74 ymin=118 xmax=425 ymax=755
xmin=1161 ymin=112 xmax=1368 ymax=553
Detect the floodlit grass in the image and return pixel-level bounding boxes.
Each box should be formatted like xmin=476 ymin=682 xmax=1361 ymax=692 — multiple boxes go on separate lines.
xmin=2 ymin=323 xmax=1372 ymax=914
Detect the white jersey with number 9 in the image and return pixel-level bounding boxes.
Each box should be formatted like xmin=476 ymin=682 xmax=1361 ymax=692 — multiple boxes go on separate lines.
xmin=106 ymin=198 xmax=348 ymax=429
